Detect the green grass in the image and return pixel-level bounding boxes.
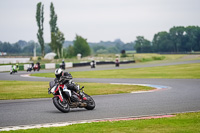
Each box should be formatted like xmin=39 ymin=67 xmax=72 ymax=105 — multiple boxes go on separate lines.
xmin=0 ymin=81 xmax=50 ymax=100
xmin=0 ymin=81 xmax=153 ymax=100
xmin=2 ymin=112 xmax=200 ymax=133
xmin=32 ymin=63 xmax=200 ymax=79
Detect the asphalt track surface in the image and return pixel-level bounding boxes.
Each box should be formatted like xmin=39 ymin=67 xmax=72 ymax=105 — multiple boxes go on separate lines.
xmin=0 ymin=60 xmax=200 ymax=128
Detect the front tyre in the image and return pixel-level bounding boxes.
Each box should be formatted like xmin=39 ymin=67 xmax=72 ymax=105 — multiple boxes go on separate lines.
xmin=53 ymin=97 xmax=70 ymax=113
xmin=84 ymin=93 xmax=95 ymax=110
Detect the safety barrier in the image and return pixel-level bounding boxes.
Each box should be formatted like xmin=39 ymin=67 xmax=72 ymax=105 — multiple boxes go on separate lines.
xmin=0 ymin=61 xmax=134 ymax=72
xmin=73 ymin=60 xmax=135 ymax=67
xmin=45 ymin=63 xmax=56 ymax=69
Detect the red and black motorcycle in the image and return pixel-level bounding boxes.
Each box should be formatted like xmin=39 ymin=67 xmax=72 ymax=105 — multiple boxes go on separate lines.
xmin=33 ymin=64 xmax=40 ymax=71
xmin=48 ymin=79 xmax=95 ymax=113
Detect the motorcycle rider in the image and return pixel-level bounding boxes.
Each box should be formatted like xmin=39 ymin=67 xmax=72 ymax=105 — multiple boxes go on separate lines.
xmin=60 ymin=60 xmax=65 ymax=70
xmin=37 ymin=62 xmax=41 ymax=70
xmin=54 ymin=68 xmax=86 ymax=100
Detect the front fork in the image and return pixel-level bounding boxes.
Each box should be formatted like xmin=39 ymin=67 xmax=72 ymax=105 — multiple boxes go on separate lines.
xmin=54 ymin=87 xmax=64 ymax=102
xmin=58 ymin=87 xmax=64 ymax=101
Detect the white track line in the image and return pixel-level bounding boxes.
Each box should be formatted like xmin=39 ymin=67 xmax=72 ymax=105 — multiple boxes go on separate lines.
xmin=20 ymin=74 xmax=31 ymax=77
xmin=110 ymin=83 xmax=171 ymax=93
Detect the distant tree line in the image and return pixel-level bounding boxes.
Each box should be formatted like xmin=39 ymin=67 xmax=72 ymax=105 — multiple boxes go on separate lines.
xmin=0 ymin=40 xmax=51 ymax=56
xmin=1 ymin=25 xmax=199 ymax=57
xmin=89 ymin=39 xmax=134 ymax=54
xmin=134 ymin=26 xmax=200 ymax=53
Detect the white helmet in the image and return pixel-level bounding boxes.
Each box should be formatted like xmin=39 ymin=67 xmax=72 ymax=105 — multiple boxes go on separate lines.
xmin=55 ymin=68 xmax=63 ymax=79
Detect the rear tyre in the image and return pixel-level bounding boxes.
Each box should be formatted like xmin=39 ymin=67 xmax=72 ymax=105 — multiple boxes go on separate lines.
xmin=84 ymin=93 xmax=95 ymax=110
xmin=53 ymin=97 xmax=70 ymax=113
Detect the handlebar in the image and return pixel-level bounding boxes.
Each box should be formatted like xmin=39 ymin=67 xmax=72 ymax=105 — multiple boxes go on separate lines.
xmin=80 ymin=86 xmax=84 ymax=90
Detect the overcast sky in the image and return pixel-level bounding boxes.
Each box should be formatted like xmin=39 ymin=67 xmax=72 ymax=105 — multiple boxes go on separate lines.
xmin=0 ymin=0 xmax=200 ymax=43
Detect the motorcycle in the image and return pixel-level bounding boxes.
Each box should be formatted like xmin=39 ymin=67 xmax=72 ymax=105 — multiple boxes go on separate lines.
xmin=10 ymin=65 xmax=18 ymax=74
xmin=90 ymin=60 xmax=96 ymax=68
xmin=60 ymin=63 xmax=65 ymax=70
xmin=33 ymin=64 xmax=40 ymax=71
xmin=48 ymin=79 xmax=95 ymax=113
xmin=27 ymin=64 xmax=33 ymax=72
xmin=115 ymin=59 xmax=120 ymax=67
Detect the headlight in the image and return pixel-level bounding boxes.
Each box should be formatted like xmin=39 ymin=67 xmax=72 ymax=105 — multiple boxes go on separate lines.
xmin=50 ymin=86 xmax=56 ymax=94
xmin=77 ymin=85 xmax=80 ymax=90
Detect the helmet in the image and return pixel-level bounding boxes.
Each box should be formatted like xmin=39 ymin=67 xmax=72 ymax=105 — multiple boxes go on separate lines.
xmin=55 ymin=68 xmax=63 ymax=79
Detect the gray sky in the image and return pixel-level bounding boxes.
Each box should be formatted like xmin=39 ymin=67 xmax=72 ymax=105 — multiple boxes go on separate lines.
xmin=0 ymin=0 xmax=200 ymax=43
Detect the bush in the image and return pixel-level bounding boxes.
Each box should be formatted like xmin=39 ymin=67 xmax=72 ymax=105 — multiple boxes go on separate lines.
xmin=152 ymin=56 xmax=165 ymax=60
xmin=141 ymin=58 xmax=153 ymax=62
xmin=139 ymin=56 xmax=165 ymax=62
xmin=121 ymin=53 xmax=127 ymax=58
xmin=54 ymin=55 xmax=59 ymax=59
xmin=38 ymin=56 xmax=42 ymax=61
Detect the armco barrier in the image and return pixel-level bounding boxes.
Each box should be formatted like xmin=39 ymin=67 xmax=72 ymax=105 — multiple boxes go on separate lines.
xmin=24 ymin=64 xmax=30 ymax=70
xmin=65 ymin=62 xmax=73 ymax=68
xmin=45 ymin=62 xmax=73 ymax=69
xmin=45 ymin=63 xmax=56 ymax=69
xmin=56 ymin=64 xmax=60 ymax=69
xmin=56 ymin=63 xmax=73 ymax=69
xmin=19 ymin=65 xmax=24 ymax=71
xmin=40 ymin=64 xmax=45 ymax=69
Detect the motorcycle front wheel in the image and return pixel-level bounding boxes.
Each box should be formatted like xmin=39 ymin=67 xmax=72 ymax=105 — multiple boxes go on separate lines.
xmin=84 ymin=93 xmax=95 ymax=110
xmin=53 ymin=97 xmax=70 ymax=113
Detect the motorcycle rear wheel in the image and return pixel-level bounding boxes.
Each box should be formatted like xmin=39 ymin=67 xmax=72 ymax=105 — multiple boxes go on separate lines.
xmin=53 ymin=97 xmax=70 ymax=113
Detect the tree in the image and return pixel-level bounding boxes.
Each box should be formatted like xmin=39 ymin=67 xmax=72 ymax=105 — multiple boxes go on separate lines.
xmin=152 ymin=31 xmax=174 ymax=52
xmin=73 ymin=35 xmax=91 ymax=57
xmin=36 ymin=2 xmax=45 ymax=56
xmin=185 ymin=26 xmax=200 ymax=51
xmin=49 ymin=2 xmax=57 ymax=33
xmin=134 ymin=36 xmax=152 ymax=53
xmin=64 ymin=45 xmax=75 ymax=58
xmin=51 ymin=30 xmax=65 ymax=58
xmin=169 ymin=26 xmax=185 ymax=52
xmin=91 ymin=45 xmax=106 ymax=53
xmin=49 ymin=2 xmax=65 ymax=58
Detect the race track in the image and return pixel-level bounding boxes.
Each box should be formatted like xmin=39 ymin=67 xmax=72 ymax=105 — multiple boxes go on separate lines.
xmin=0 ymin=60 xmax=200 ymax=128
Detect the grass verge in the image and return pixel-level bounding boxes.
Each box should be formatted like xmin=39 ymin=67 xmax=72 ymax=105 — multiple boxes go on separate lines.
xmin=0 ymin=81 xmax=153 ymax=100
xmin=1 ymin=112 xmax=200 ymax=133
xmin=32 ymin=63 xmax=200 ymax=79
